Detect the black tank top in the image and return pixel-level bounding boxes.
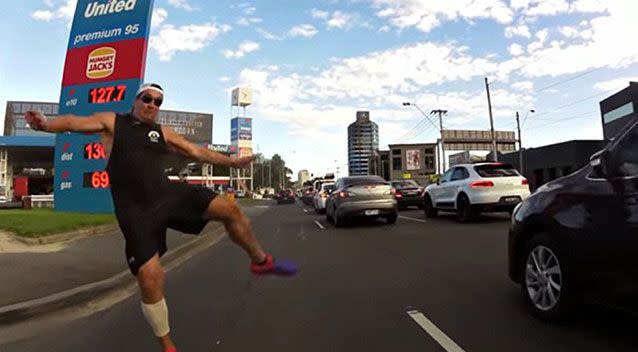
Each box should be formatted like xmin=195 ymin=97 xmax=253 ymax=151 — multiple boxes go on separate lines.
xmin=106 ymin=112 xmax=170 ymax=209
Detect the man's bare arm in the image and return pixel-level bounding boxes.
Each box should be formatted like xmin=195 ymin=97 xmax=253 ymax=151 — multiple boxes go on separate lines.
xmin=162 ymin=126 xmax=254 ymax=168
xmin=25 ymin=111 xmax=113 ymax=134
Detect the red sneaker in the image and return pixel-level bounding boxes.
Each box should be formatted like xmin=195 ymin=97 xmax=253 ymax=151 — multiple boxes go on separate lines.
xmin=250 ymin=255 xmax=298 ymax=276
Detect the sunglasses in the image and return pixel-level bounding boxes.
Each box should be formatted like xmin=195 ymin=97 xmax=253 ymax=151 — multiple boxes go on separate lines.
xmin=140 ymin=94 xmax=163 ymax=107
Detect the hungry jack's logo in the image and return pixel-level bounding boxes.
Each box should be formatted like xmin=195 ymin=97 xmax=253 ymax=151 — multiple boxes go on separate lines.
xmin=86 ymin=47 xmax=116 ymax=79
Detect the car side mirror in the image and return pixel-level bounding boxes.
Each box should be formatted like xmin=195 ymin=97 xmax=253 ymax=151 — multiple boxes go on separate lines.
xmin=590 ymin=150 xmax=609 ymax=178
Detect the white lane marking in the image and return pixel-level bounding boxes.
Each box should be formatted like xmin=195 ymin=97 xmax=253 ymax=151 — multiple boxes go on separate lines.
xmin=314 ymin=221 xmax=325 ymax=230
xmin=399 ymin=215 xmax=427 ymax=223
xmin=255 ymin=205 xmax=270 ymax=208
xmin=303 ymin=209 xmax=308 ymax=213
xmin=407 ymin=309 xmax=466 ymax=352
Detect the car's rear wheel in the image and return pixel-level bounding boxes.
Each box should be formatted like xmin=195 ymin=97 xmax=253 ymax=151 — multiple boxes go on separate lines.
xmin=326 ymin=207 xmax=334 ymax=223
xmin=456 ymin=194 xmax=476 ymax=223
xmin=423 ymin=194 xmax=437 ymax=218
xmin=521 ymin=233 xmax=573 ymax=321
xmin=386 ymin=213 xmax=397 ymax=224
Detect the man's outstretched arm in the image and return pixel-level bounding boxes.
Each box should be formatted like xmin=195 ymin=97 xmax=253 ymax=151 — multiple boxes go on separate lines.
xmin=25 ymin=111 xmax=113 ymax=134
xmin=162 ymin=126 xmax=255 ymax=168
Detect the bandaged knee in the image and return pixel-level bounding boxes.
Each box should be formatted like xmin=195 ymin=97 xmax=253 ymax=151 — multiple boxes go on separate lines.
xmin=141 ymin=298 xmax=170 ymax=337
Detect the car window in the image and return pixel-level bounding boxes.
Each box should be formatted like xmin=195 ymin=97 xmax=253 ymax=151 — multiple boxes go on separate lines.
xmin=440 ymin=169 xmax=453 ymax=183
xmin=450 ymin=167 xmax=468 ymax=181
xmin=393 ymin=180 xmax=418 ymax=187
xmin=611 ymin=127 xmax=638 ymax=177
xmin=474 ymin=164 xmax=520 ymax=177
xmin=344 ymin=176 xmax=387 ymax=187
xmin=322 ymin=184 xmax=335 ymax=191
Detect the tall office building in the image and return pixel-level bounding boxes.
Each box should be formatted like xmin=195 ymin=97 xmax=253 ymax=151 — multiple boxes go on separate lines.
xmin=348 ymin=111 xmax=379 ymax=176
xmin=297 ymin=169 xmax=310 ymax=187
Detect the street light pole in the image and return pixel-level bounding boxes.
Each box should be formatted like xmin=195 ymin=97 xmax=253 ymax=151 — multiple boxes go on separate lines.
xmin=516 ymin=109 xmax=534 ymax=174
xmin=402 ymin=102 xmax=448 ymax=173
xmin=485 ymin=77 xmax=497 ymax=161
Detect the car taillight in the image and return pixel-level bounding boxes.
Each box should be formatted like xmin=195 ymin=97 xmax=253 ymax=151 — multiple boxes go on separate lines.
xmin=521 ymin=179 xmax=528 ymax=185
xmin=394 ymin=190 xmax=403 ymax=198
xmin=470 ymin=180 xmax=494 ymax=188
xmin=339 ymin=191 xmax=354 ymax=198
xmin=320 ymin=192 xmax=328 ymax=198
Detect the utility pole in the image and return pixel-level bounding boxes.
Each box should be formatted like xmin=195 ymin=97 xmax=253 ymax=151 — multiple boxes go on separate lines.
xmin=431 ymin=109 xmax=448 ymax=172
xmin=485 ymin=77 xmax=497 ymax=161
xmin=516 ymin=111 xmax=523 ymax=172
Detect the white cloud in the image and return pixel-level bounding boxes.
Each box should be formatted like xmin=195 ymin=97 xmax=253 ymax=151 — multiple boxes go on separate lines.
xmin=518 ymin=1 xmax=638 ymax=78
xmin=371 ymin=0 xmax=514 ymax=33
xmin=379 ymin=25 xmax=391 ymax=32
xmin=511 ymin=81 xmax=534 ymax=92
xmin=527 ymin=28 xmax=548 ymax=53
xmin=525 ymin=0 xmax=570 ymax=16
xmin=150 ymin=23 xmax=231 ymax=61
xmin=151 ymin=8 xmax=168 ymax=30
xmin=508 ymin=43 xmax=524 ymax=56
xmin=236 ymin=17 xmax=263 ymax=26
xmin=311 ymin=9 xmax=330 ymax=20
xmin=257 ymin=28 xmax=284 ymax=41
xmin=168 ymin=0 xmax=197 ymax=11
xmin=593 ymin=77 xmax=638 ymax=92
xmin=288 ymin=24 xmax=318 ymax=38
xmin=223 ymin=41 xmax=260 ymax=59
xmin=504 ymin=25 xmax=531 ymax=38
xmin=327 ymin=11 xmax=354 ymax=29
xmin=218 ymin=76 xmax=231 ymax=82
xmin=31 ymin=0 xmax=76 ymax=22
xmin=243 ymin=6 xmax=257 ymax=15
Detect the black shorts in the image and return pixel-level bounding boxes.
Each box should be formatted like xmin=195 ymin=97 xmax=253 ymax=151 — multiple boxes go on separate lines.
xmin=115 ymin=183 xmax=217 ymax=275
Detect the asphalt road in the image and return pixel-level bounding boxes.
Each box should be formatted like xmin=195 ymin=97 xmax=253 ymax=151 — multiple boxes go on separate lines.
xmin=2 ymin=199 xmax=637 ymax=351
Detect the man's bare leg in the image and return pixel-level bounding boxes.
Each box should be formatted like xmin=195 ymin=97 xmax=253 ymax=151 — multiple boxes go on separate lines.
xmin=137 ymin=254 xmax=176 ymax=351
xmin=204 ymin=196 xmax=267 ymax=263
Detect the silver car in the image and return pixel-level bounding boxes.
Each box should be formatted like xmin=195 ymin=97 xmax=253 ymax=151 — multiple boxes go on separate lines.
xmin=313 ymin=182 xmax=335 ymax=214
xmin=326 ymin=176 xmax=398 ymax=227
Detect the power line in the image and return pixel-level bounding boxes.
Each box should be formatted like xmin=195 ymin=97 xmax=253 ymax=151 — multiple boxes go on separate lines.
xmin=524 ymin=111 xmax=599 ymax=131
xmin=533 ymin=66 xmax=607 ymax=94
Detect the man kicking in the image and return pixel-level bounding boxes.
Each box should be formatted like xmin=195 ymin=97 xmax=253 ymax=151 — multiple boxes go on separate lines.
xmin=25 ymin=83 xmax=297 ymax=352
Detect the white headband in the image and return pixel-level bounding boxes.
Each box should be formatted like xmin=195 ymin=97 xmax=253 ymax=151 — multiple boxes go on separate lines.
xmin=136 ymin=85 xmax=164 ymax=96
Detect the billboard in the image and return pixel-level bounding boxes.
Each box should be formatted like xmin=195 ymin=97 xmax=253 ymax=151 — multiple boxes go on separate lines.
xmin=406 ymin=149 xmax=421 ymax=170
xmin=207 ymin=144 xmax=237 ymax=154
xmin=441 ymin=129 xmax=516 ymax=151
xmin=158 ymin=110 xmax=213 ymax=144
xmin=54 ymin=0 xmax=154 ymax=213
xmin=239 ymin=147 xmax=253 ymax=158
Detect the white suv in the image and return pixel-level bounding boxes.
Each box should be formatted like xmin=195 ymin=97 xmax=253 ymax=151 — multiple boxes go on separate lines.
xmin=423 ymin=163 xmax=530 ymax=222
xmin=313 ymin=182 xmax=335 ymax=213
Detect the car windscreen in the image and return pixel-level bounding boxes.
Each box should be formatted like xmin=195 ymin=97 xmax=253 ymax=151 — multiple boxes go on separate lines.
xmin=392 ymin=180 xmax=418 ymax=188
xmin=344 ymin=177 xmax=387 ymax=187
xmin=322 ymin=184 xmax=335 ymax=191
xmin=474 ymin=164 xmax=520 ymax=177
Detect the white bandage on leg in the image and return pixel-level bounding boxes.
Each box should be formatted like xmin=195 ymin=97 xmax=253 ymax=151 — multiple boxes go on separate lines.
xmin=141 ymin=298 xmax=170 ymax=337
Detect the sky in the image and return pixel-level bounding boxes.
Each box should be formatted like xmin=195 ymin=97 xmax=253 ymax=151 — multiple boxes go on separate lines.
xmin=1 ymin=0 xmax=638 ymax=180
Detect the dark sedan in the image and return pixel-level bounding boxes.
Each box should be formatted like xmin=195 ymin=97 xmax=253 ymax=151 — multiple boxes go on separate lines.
xmin=275 ymin=189 xmax=296 ymax=204
xmin=390 ymin=180 xmax=424 ymax=210
xmin=509 ymin=117 xmax=638 ymax=321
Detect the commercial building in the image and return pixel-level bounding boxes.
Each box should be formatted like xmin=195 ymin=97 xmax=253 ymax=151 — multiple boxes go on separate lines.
xmin=500 ymin=140 xmax=606 ymax=191
xmin=348 ymin=111 xmax=379 ymax=176
xmin=600 ymin=81 xmax=638 ymax=140
xmin=386 ymin=143 xmax=437 ymax=185
xmin=297 ymin=169 xmax=310 ymax=188
xmin=1 ymin=101 xmax=217 ymax=203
